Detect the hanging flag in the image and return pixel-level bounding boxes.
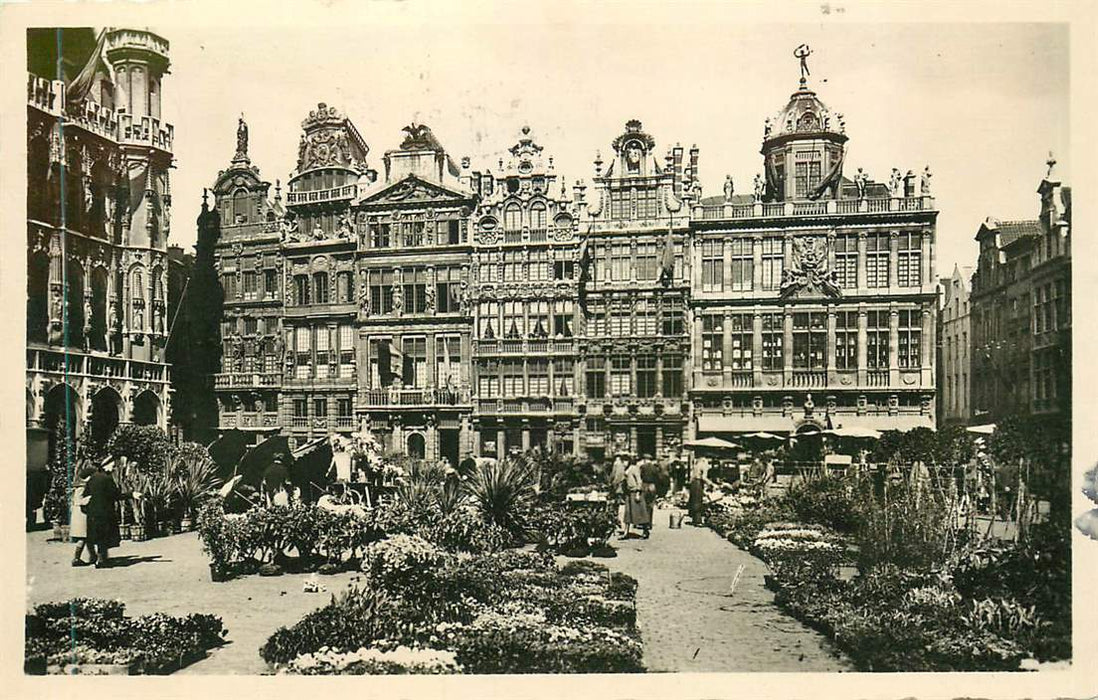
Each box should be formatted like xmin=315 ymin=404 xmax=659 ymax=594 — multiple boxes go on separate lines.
xmin=765 ymin=159 xmax=783 ymax=201
xmin=809 ymin=153 xmax=845 ymax=201
xmin=378 ymin=340 xmax=403 ymax=386
xmin=578 ymin=226 xmax=593 ymax=284
xmin=66 ymin=29 xmax=109 ymax=110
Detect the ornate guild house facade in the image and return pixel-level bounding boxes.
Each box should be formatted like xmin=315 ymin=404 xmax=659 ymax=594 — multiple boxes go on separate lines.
xmin=204 ymin=52 xmax=938 ymax=461
xmin=26 ymin=29 xmax=176 ymax=469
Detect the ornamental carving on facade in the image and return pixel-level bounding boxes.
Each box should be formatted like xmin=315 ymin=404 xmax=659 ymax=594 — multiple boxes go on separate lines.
xmin=779 ymin=236 xmax=841 ymax=298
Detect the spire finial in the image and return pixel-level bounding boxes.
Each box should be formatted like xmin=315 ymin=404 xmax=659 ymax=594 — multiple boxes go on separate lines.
xmin=202 ymin=187 xmax=209 ymax=210
xmin=1046 ymin=150 xmax=1057 ymax=178
xmin=235 ymin=114 xmax=249 ymax=160
xmin=794 ymin=44 xmax=812 ymax=87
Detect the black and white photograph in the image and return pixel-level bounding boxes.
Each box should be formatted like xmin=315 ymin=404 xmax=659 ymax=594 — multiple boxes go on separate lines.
xmin=3 ymin=1 xmax=1096 ymax=697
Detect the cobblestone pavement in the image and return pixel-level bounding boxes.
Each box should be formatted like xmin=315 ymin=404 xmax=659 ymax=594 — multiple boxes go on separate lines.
xmin=27 ymin=509 xmax=850 ymax=674
xmin=25 ymin=529 xmax=360 ymax=674
xmin=601 ymin=507 xmax=852 ymax=673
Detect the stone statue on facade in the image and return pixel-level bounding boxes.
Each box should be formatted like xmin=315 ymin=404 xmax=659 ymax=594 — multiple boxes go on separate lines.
xmin=391 ymin=281 xmax=404 ymax=313
xmin=236 ymin=115 xmax=249 ymax=159
xmin=855 ymin=168 xmax=869 ymax=199
xmin=336 ymin=213 xmax=353 ymax=239
xmin=763 ymin=117 xmax=772 ymax=138
xmin=920 ymin=165 xmax=932 ymax=196
xmin=424 ymin=283 xmax=437 ymax=313
xmin=153 ymin=303 xmax=163 ymax=335
xmin=279 ymin=215 xmax=300 ymax=242
xmin=753 ymin=173 xmax=765 ymax=203
xmin=889 ymin=168 xmax=902 ymax=197
xmin=723 ymin=175 xmax=734 ymax=201
xmin=312 ymin=223 xmax=325 ymax=240
xmin=780 ymin=237 xmax=841 ymax=298
xmin=458 ymin=278 xmax=471 ymax=314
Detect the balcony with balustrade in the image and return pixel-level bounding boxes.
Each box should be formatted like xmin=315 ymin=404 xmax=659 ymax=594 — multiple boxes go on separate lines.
xmin=28 ymin=346 xmax=169 ymax=385
xmin=690 ymin=367 xmax=928 ymax=393
xmin=694 ymin=195 xmax=934 ymax=223
xmin=473 ymin=337 xmax=577 ymax=357
xmin=285 ymin=184 xmax=358 ymax=205
xmin=475 ymin=395 xmax=576 ymax=415
xmin=359 ymin=386 xmax=470 ymax=409
xmin=214 ymin=372 xmax=282 ymax=390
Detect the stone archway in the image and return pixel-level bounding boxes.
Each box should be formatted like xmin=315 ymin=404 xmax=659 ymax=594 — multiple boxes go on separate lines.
xmin=43 ymin=383 xmax=81 ymax=435
xmin=407 ymin=432 xmax=426 ymax=459
xmin=90 ymin=387 xmax=122 ymax=446
xmin=132 ymin=390 xmax=161 ymax=427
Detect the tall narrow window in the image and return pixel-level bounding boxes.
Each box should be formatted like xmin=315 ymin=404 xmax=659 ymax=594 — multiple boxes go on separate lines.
xmin=479 ymin=360 xmax=500 ymax=398
xmin=729 ymin=314 xmax=753 ymax=370
xmin=729 ymin=239 xmax=753 ymax=291
xmin=610 ymin=298 xmax=631 ymax=337
xmin=312 ymin=272 xmax=329 ymax=305
xmin=528 ymin=300 xmax=550 ymax=337
xmin=635 ymin=298 xmax=657 ymax=336
xmin=835 ymin=311 xmax=858 ymax=370
xmin=555 ymin=359 xmax=574 ymax=396
xmin=402 ymin=267 xmax=427 ymax=314
xmin=502 ymin=359 xmax=524 ymax=397
xmin=636 ymin=242 xmax=658 ymax=281
xmin=701 ymin=314 xmax=724 ymax=373
xmin=435 ymin=335 xmax=461 ymax=388
xmin=294 ymin=326 xmax=312 ymax=379
xmin=293 ymin=275 xmax=310 ymax=306
xmin=701 ymin=240 xmax=723 ymax=292
xmin=339 ymin=324 xmax=355 ymax=378
xmin=662 ymin=353 xmax=683 ymax=397
xmin=368 ymin=270 xmax=394 ymax=314
xmin=504 ymin=204 xmax=521 ymax=232
xmin=834 ymin=235 xmax=857 ymax=289
xmin=586 ymin=356 xmax=606 ymax=398
xmin=792 ymin=312 xmax=827 ymax=369
xmin=897 ymin=232 xmax=921 ymax=287
xmin=897 ymin=309 xmax=921 ymax=369
xmin=502 ymin=301 xmax=524 ymax=338
xmin=530 ymin=202 xmax=547 ymax=231
xmin=866 ymin=310 xmax=890 ymax=369
xmin=636 ymin=354 xmax=657 ymax=398
xmin=794 ymin=150 xmax=822 ymax=199
xmin=761 ymin=239 xmax=783 ymax=290
xmin=479 ymin=301 xmax=499 ymax=339
xmin=264 ymin=269 xmax=278 ymax=299
xmin=315 ymin=327 xmax=330 ymax=379
xmin=337 ymin=271 xmax=354 ymax=304
xmin=610 ymin=355 xmax=632 ymax=396
xmin=660 ymin=297 xmax=684 ymax=337
xmin=436 ymin=267 xmax=461 ymax=313
xmin=528 ymin=359 xmax=549 ymax=396
xmin=528 ymin=249 xmax=550 ymax=281
xmin=402 ymin=221 xmax=425 ymax=248
xmin=866 ymin=233 xmax=890 ymax=288
xmin=243 ymin=271 xmax=258 ymax=301
xmin=761 ymin=312 xmax=783 ymax=370
xmin=402 ymin=337 xmax=427 ymax=387
xmin=611 ymin=243 xmax=632 ymax=282
xmin=552 ymin=300 xmax=573 ymax=338
xmin=372 ymin=222 xmax=391 ymax=248
xmin=587 ymin=300 xmax=607 ymax=337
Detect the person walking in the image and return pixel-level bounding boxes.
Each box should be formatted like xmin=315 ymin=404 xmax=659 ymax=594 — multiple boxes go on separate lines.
xmin=688 ymin=453 xmax=714 ymax=526
xmin=69 ymin=465 xmax=95 ymax=567
xmin=624 ymin=457 xmax=651 ymax=538
xmin=609 ymin=455 xmax=628 ymax=538
xmin=639 ymin=456 xmax=660 ymax=538
xmin=84 ymin=456 xmax=122 ymax=568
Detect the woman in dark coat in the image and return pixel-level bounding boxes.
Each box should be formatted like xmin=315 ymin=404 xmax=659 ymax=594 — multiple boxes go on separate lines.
xmin=84 ymin=457 xmax=122 ymax=568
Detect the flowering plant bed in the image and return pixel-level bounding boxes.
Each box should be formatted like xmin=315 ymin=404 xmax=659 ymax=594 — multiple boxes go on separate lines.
xmin=25 ymin=598 xmax=226 ymax=675
xmin=263 ymin=545 xmax=642 ymax=674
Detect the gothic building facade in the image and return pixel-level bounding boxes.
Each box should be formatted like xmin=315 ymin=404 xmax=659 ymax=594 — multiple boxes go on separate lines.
xmin=26 ymin=28 xmax=176 ymax=472
xmin=204 ymin=56 xmax=939 ymax=461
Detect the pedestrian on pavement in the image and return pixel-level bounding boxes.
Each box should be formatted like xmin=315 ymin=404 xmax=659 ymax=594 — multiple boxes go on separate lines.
xmin=70 ymin=465 xmax=96 ymax=567
xmin=639 ymin=455 xmax=660 ymax=538
xmin=85 ymin=456 xmax=122 ymax=568
xmin=609 ymin=455 xmax=628 ymax=537
xmin=624 ymin=457 xmax=651 ymax=538
xmin=688 ymin=453 xmax=715 ymax=526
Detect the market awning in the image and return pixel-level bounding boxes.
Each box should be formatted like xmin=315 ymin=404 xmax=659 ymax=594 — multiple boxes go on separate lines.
xmin=824 ymin=426 xmax=883 ymax=439
xmin=207 ymin=429 xmax=252 ymax=482
xmin=696 ymin=415 xmax=796 ymax=434
xmin=683 ymin=436 xmax=740 ymax=450
xmin=966 ymin=423 xmax=997 ymax=435
xmin=835 ymin=415 xmax=933 ymax=432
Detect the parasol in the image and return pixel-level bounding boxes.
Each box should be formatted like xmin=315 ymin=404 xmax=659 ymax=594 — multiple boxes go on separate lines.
xmin=744 ymin=431 xmax=784 ymax=441
xmin=207 ymin=429 xmax=251 ymax=481
xmin=235 ymin=434 xmax=292 ymax=488
xmin=683 ymin=437 xmax=740 ymax=450
xmin=965 ymin=424 xmax=997 ymax=436
xmin=290 ymin=436 xmax=334 ymax=501
xmin=824 ymin=426 xmax=883 ymax=440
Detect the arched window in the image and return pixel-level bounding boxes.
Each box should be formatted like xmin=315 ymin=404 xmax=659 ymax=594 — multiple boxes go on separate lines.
xmin=503 ymin=204 xmax=521 ymax=231
xmin=530 ymin=202 xmax=547 ymax=230
xmin=27 ymin=252 xmax=50 ymax=344
xmin=90 ymin=268 xmax=108 ymax=351
xmin=65 ymin=259 xmax=85 ymax=349
xmin=313 ymin=272 xmax=329 ymax=304
xmin=233 ymin=189 xmax=249 ymax=223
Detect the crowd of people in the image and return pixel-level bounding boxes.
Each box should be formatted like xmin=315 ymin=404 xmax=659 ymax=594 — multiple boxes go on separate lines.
xmin=605 ymin=451 xmax=721 ymax=539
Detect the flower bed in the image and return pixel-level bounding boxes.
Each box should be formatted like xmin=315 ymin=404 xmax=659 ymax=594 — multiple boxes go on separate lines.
xmin=25 ymin=598 xmax=226 ymax=675
xmin=263 ymin=545 xmax=643 ymax=674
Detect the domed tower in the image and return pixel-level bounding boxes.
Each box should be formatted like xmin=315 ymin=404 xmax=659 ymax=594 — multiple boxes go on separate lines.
xmin=760 ymin=45 xmax=847 ymax=203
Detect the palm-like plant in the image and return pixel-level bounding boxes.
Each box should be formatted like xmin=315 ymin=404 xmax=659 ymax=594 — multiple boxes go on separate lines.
xmin=461 ymin=456 xmax=538 ymax=541
xmin=172 ymin=443 xmax=223 ymax=523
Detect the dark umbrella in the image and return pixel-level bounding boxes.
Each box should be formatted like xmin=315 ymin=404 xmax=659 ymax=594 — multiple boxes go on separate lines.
xmin=235 ymin=434 xmax=292 ymax=489
xmin=207 ymin=429 xmax=251 ymax=482
xmin=290 ymin=437 xmax=333 ymax=502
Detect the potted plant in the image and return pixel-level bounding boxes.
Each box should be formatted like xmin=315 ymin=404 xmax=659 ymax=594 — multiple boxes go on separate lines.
xmin=171 ymin=443 xmax=221 ymax=532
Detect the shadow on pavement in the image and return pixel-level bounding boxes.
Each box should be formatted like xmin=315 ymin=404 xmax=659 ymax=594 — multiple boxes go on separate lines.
xmin=100 ymin=555 xmax=172 ymax=568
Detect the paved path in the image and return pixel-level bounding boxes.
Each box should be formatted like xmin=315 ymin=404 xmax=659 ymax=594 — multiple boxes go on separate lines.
xmin=27 ymin=509 xmax=850 ymax=674
xmin=25 ymin=529 xmax=360 ymax=674
xmin=601 ymin=507 xmax=851 ymax=673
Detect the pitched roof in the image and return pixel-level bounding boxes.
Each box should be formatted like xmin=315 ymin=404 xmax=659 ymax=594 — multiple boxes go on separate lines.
xmin=997 ymin=219 xmax=1042 ymax=247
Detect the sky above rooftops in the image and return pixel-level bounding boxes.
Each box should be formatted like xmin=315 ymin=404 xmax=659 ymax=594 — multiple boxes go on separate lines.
xmin=158 ymin=20 xmax=1068 ymax=276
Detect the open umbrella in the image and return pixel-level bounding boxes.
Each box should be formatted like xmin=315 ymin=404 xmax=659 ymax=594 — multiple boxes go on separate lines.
xmin=683 ymin=436 xmax=740 ymax=450
xmin=744 ymin=431 xmax=784 ymax=441
xmin=966 ymin=424 xmax=996 ymax=436
xmin=824 ymin=426 xmax=883 ymax=440
xmin=290 ymin=436 xmax=334 ymax=502
xmin=235 ymin=435 xmax=292 ymax=488
xmin=207 ymin=429 xmax=251 ymax=482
